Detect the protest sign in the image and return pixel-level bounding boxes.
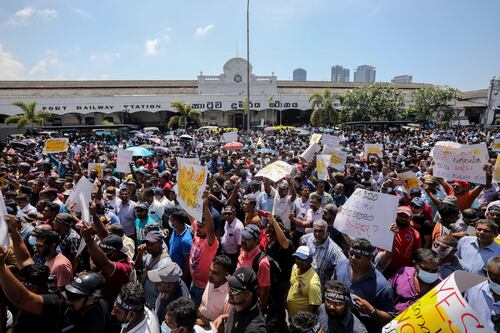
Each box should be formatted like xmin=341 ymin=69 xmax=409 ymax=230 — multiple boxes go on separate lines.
xmin=0 ymin=191 xmax=10 ymax=250
xmin=300 ymin=143 xmax=321 ymax=162
xmin=329 ymin=148 xmax=347 ymax=171
xmin=364 ymin=143 xmax=383 ymax=158
xmin=88 ymin=163 xmax=104 ymax=178
xmin=309 ymin=134 xmax=322 ymax=145
xmin=255 ymin=161 xmax=294 ymax=183
xmin=429 ymin=141 xmax=462 ymax=157
xmin=257 ymin=137 xmax=264 ymax=147
xmin=383 ymin=271 xmax=493 ymax=333
xmin=494 ymin=138 xmax=500 ymax=152
xmin=66 ymin=176 xmax=93 ymax=213
xmin=316 ymin=155 xmax=330 ymax=180
xmin=321 ymin=134 xmax=341 ymax=147
xmin=335 ymin=188 xmax=398 ymax=251
xmin=396 ymin=171 xmax=420 ymax=189
xmin=176 ymin=158 xmax=208 ymax=222
xmin=44 ymin=138 xmax=69 ymax=153
xmin=432 ymin=142 xmax=488 ymax=184
xmin=494 ymin=155 xmax=500 ymax=183
xmin=116 ymin=149 xmax=133 ymax=173
xmin=223 ymin=131 xmax=238 ymax=143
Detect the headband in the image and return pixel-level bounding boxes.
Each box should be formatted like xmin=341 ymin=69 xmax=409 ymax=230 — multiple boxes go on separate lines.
xmin=349 ymin=247 xmax=372 ymax=257
xmin=325 ymin=291 xmax=350 ymax=303
xmin=116 ymin=295 xmax=143 ymax=312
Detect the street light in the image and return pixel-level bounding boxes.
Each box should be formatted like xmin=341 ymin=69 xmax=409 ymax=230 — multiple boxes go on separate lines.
xmin=246 ymin=0 xmax=250 ymax=132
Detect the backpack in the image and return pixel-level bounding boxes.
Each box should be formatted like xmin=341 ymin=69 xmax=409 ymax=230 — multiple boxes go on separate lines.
xmin=252 ymin=251 xmax=282 ymax=286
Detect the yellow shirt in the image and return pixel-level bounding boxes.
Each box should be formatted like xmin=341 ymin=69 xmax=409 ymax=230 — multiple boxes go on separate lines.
xmin=287 ymin=264 xmax=322 ymax=318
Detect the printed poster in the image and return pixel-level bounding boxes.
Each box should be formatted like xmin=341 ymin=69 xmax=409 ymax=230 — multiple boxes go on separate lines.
xmin=44 ymin=138 xmax=69 ymax=153
xmin=335 ymin=188 xmax=398 ymax=251
xmin=432 ymin=142 xmax=488 ymax=184
xmin=255 ymin=161 xmax=294 ymax=183
xmin=309 ymin=134 xmax=322 ymax=145
xmin=364 ymin=143 xmax=384 ymax=158
xmin=316 ymin=155 xmax=330 ymax=181
xmin=396 ymin=171 xmax=420 ymax=189
xmin=88 ymin=163 xmax=105 ymax=178
xmin=329 ymin=148 xmax=347 ymax=171
xmin=176 ymin=158 xmax=208 ymax=222
xmin=321 ymin=134 xmax=341 ymax=147
xmin=383 ymin=271 xmax=493 ymax=333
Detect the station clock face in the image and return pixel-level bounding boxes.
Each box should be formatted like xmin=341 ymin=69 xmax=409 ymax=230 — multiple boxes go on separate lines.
xmin=234 ymin=74 xmax=242 ymax=83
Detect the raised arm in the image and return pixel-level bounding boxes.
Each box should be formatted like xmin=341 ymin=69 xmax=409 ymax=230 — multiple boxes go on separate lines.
xmin=5 ymin=215 xmax=34 ymax=269
xmin=203 ymin=191 xmax=216 ymax=246
xmin=267 ymin=213 xmax=289 ymax=250
xmin=80 ymin=222 xmax=115 ymax=276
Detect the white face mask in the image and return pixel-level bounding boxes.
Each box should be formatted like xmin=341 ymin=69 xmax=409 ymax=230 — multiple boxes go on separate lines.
xmin=488 ymin=275 xmax=500 ymax=295
xmin=161 ymin=323 xmax=171 ymax=333
xmin=417 ymin=267 xmax=439 ymax=284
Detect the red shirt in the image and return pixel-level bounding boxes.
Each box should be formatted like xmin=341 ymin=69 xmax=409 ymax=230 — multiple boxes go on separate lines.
xmin=190 ymin=222 xmax=219 ymax=288
xmin=387 ymin=224 xmax=421 ymax=275
xmin=237 ymin=246 xmax=271 ymax=288
xmin=102 ymin=260 xmax=132 ymax=305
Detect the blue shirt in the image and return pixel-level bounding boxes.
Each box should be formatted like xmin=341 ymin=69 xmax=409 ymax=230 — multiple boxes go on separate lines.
xmin=465 ymin=280 xmax=500 ymax=330
xmin=257 ymin=190 xmax=275 ymax=213
xmin=457 ymin=236 xmax=500 ymax=276
xmin=169 ymin=225 xmax=193 ymax=269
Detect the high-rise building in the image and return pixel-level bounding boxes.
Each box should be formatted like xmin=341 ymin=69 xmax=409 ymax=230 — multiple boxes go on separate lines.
xmin=331 ymin=65 xmax=350 ymax=82
xmin=391 ymin=75 xmax=413 ymax=83
xmin=293 ymin=68 xmax=307 ymax=81
xmin=353 ymin=65 xmax=376 ymax=83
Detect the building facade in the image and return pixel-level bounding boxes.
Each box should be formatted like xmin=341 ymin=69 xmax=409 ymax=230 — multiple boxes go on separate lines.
xmin=331 ymin=65 xmax=350 ymax=82
xmin=391 ymin=75 xmax=413 ymax=84
xmin=354 ymin=65 xmax=376 ymax=83
xmin=293 ymin=68 xmax=307 ymax=81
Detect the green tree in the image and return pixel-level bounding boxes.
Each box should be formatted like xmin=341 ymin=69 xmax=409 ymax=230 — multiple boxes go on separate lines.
xmin=406 ymin=86 xmax=460 ymax=124
xmin=101 ymin=119 xmax=113 ymax=126
xmin=167 ymin=101 xmax=201 ymax=129
xmin=4 ymin=101 xmax=52 ymax=129
xmin=340 ymin=84 xmax=404 ymax=122
xmin=308 ymin=88 xmax=340 ymax=126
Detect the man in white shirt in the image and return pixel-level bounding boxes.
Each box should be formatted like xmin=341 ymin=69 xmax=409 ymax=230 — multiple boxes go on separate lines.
xmin=272 ymin=180 xmax=297 ymax=231
xmin=143 ymin=188 xmax=165 ymax=225
xmin=15 ymin=194 xmax=37 ymax=223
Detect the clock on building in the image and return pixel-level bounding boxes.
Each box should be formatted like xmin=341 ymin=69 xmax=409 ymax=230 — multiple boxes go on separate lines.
xmin=233 ymin=74 xmax=242 ymax=83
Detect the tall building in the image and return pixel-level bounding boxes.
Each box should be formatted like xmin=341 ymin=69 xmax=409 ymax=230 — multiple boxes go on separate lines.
xmin=353 ymin=65 xmax=376 ymax=83
xmin=391 ymin=75 xmax=413 ymax=83
xmin=331 ymin=65 xmax=350 ymax=82
xmin=293 ymin=68 xmax=307 ymax=81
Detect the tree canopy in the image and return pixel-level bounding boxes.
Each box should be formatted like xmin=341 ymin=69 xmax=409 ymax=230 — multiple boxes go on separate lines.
xmin=167 ymin=101 xmax=201 ymax=129
xmin=4 ymin=101 xmax=52 ymax=129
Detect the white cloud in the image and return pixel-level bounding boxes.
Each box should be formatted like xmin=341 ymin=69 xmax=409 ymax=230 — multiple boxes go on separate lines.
xmin=89 ymin=52 xmax=121 ymax=61
xmin=74 ymin=8 xmax=90 ymax=18
xmin=29 ymin=50 xmax=64 ymax=77
xmin=100 ymin=74 xmax=110 ymax=79
xmin=6 ymin=6 xmax=57 ymax=25
xmin=195 ymin=24 xmax=215 ymax=38
xmin=145 ymin=39 xmax=160 ymax=56
xmin=0 ymin=44 xmax=25 ymax=79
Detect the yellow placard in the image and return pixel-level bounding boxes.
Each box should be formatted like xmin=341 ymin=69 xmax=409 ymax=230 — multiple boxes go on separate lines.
xmin=44 ymin=138 xmax=68 ymax=153
xmin=177 ymin=163 xmax=206 ymax=210
xmin=310 ymin=134 xmax=322 ymax=145
xmin=330 ymin=154 xmax=342 ymax=165
xmin=494 ymin=155 xmax=500 ymax=183
xmin=88 ymin=163 xmax=104 ymax=178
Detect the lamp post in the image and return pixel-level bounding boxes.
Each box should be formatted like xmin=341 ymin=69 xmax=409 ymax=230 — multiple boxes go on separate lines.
xmin=246 ymin=0 xmax=250 ymax=132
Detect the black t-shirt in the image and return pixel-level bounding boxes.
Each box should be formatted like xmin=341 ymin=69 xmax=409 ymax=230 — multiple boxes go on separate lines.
xmin=59 ymin=299 xmax=109 ymax=333
xmin=266 ymin=239 xmax=295 ymax=282
xmin=13 ymin=294 xmax=60 ymax=333
xmin=225 ymin=304 xmax=268 ymax=333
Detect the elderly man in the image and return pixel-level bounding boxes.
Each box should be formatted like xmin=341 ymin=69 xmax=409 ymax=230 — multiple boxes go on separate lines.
xmin=301 ymin=219 xmax=346 ymax=288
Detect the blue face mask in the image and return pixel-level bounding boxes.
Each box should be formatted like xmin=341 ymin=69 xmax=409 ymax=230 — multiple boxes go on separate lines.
xmin=417 ymin=267 xmax=439 ymax=284
xmin=489 ymin=277 xmax=500 ymax=295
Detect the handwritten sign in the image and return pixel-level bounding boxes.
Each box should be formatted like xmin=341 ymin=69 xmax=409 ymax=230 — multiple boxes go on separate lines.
xmin=329 ymin=148 xmax=347 ymax=171
xmin=335 ymin=188 xmax=398 ymax=251
xmin=316 ymin=155 xmax=330 ymax=181
xmin=364 ymin=143 xmax=383 ymax=158
xmin=432 ymin=142 xmax=488 ymax=184
xmin=430 ymin=141 xmax=462 ymax=157
xmin=493 ymin=138 xmax=500 ymax=152
xmin=321 ymin=134 xmax=340 ymax=147
xmin=116 ymin=149 xmax=133 ymax=173
xmin=255 ymin=161 xmax=294 ymax=183
xmin=383 ymin=271 xmax=493 ymax=333
xmin=223 ymin=131 xmax=238 ymax=143
xmin=88 ymin=163 xmax=104 ymax=178
xmin=44 ymin=138 xmax=69 ymax=153
xmin=300 ymin=143 xmax=321 ymax=162
xmin=309 ymin=134 xmax=322 ymax=145
xmin=176 ymin=158 xmax=208 ymax=222
xmin=396 ymin=171 xmax=420 ymax=189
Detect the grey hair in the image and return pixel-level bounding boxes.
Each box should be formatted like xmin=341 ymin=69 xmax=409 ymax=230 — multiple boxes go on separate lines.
xmin=487 ymin=256 xmax=500 ymax=274
xmin=313 ymin=219 xmax=328 ymax=229
xmin=310 ymin=193 xmax=322 ymax=202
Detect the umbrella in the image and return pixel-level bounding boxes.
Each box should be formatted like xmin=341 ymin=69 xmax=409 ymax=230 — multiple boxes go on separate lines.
xmin=125 ymin=146 xmax=153 ymax=157
xmin=222 ymin=142 xmax=243 ymax=151
xmin=21 ymin=139 xmax=37 ymax=145
xmin=180 ymin=134 xmax=193 ymax=140
xmin=297 ymin=130 xmax=310 ymax=137
xmin=10 ymin=141 xmax=28 ymax=149
xmin=204 ymin=138 xmax=218 ymax=146
xmin=153 ymin=147 xmax=170 ymax=154
xmin=140 ymin=144 xmax=153 ymax=149
xmin=256 ymin=148 xmax=276 ymax=154
xmin=323 ymin=129 xmax=334 ymax=133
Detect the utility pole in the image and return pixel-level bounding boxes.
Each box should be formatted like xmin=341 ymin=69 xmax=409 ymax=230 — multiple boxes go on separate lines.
xmin=246 ymin=0 xmax=250 ymax=132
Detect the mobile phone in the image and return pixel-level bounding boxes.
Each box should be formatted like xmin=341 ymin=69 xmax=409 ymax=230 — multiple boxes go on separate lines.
xmin=257 ymin=210 xmax=267 ymax=218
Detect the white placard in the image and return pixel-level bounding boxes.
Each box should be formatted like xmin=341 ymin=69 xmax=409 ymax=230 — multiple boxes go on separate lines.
xmin=0 ymin=191 xmax=10 ymax=250
xmin=321 ymin=134 xmax=341 ymax=147
xmin=364 ymin=143 xmax=384 ymax=158
xmin=176 ymin=158 xmax=208 ymax=222
xmin=300 ymin=143 xmax=321 ymax=162
xmin=432 ymin=142 xmax=489 ymax=184
xmin=335 ymin=188 xmax=398 ymax=251
xmin=66 ymin=176 xmax=94 ymax=213
xmin=316 ymin=155 xmax=330 ymax=180
xmin=116 ymin=149 xmax=134 ymax=173
xmin=255 ymin=161 xmax=294 ymax=183
xmin=329 ymin=148 xmax=347 ymax=171
xmin=223 ymin=131 xmax=238 ymax=143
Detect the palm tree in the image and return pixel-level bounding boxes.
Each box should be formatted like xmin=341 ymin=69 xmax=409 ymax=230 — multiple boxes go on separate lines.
xmin=308 ymin=88 xmax=339 ymax=127
xmin=5 ymin=101 xmax=52 ymax=129
xmin=167 ymin=101 xmax=201 ymax=129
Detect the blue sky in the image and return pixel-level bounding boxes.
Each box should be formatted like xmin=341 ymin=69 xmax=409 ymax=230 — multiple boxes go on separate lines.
xmin=0 ymin=0 xmax=498 ymax=91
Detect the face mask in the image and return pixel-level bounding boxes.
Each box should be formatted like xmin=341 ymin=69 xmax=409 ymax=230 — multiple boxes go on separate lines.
xmin=28 ymin=236 xmax=37 ymax=246
xmin=417 ymin=267 xmax=439 ymax=284
xmin=161 ymin=323 xmax=171 ymax=333
xmin=489 ymin=276 xmax=500 ymax=295
xmin=432 ymin=241 xmax=453 ymax=259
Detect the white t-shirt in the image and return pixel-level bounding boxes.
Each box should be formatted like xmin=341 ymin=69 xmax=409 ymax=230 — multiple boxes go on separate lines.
xmin=126 ymin=307 xmax=160 ymax=333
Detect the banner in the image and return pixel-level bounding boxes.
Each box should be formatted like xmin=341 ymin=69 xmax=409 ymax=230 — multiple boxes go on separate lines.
xmin=66 ymin=176 xmax=94 ymax=213
xmin=396 ymin=171 xmax=420 ymax=189
xmin=494 ymin=155 xmax=500 ymax=183
xmin=432 ymin=142 xmax=489 ymax=184
xmin=255 ymin=161 xmax=294 ymax=183
xmin=321 ymin=134 xmax=341 ymax=147
xmin=316 ymin=155 xmax=330 ymax=180
xmin=116 ymin=149 xmax=133 ymax=173
xmin=88 ymin=163 xmax=104 ymax=178
xmin=300 ymin=143 xmax=321 ymax=162
xmin=309 ymin=134 xmax=322 ymax=145
xmin=223 ymin=131 xmax=238 ymax=143
xmin=335 ymin=188 xmax=398 ymax=251
xmin=0 ymin=191 xmax=10 ymax=250
xmin=383 ymin=271 xmax=493 ymax=333
xmin=44 ymin=138 xmax=69 ymax=153
xmin=176 ymin=158 xmax=208 ymax=222
xmin=364 ymin=143 xmax=384 ymax=158
xmin=494 ymin=138 xmax=500 ymax=152
xmin=329 ymin=148 xmax=347 ymax=171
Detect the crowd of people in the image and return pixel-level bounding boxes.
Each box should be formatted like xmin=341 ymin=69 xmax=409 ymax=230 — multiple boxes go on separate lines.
xmin=0 ymin=124 xmax=499 ymax=333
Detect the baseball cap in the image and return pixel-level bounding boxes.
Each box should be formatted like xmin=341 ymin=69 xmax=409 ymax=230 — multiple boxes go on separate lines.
xmin=99 ymin=234 xmax=127 ymax=254
xmin=397 ymin=206 xmax=412 ymax=216
xmin=145 ymin=230 xmax=163 ymax=243
xmin=410 ymin=197 xmax=425 ymax=208
xmin=226 ymin=266 xmax=257 ymax=291
xmin=147 ymin=262 xmax=182 ymax=283
xmin=242 ymin=224 xmax=261 ymax=239
xmin=293 ymin=246 xmax=313 ymax=260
